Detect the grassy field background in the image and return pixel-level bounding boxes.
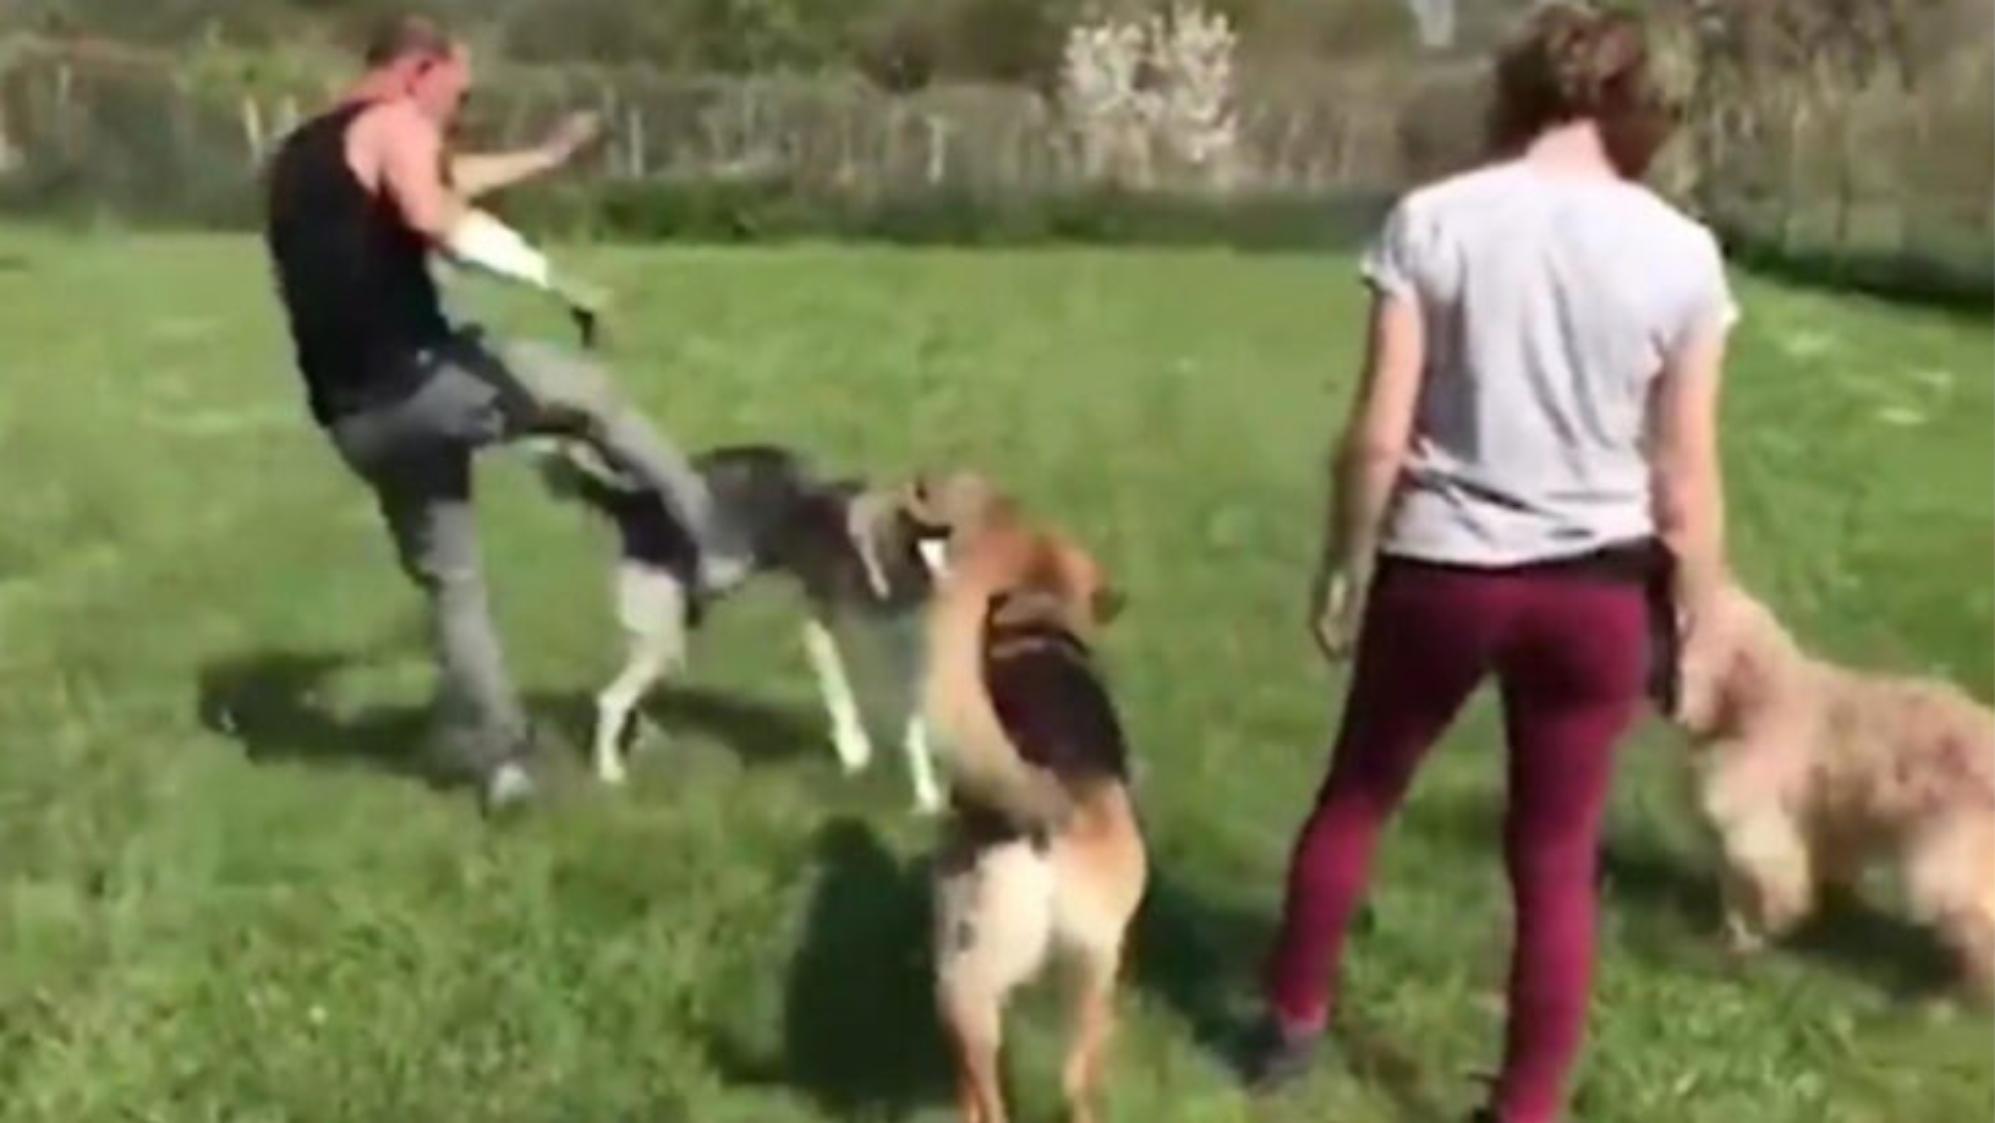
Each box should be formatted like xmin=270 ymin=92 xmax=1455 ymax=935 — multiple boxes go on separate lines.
xmin=0 ymin=230 xmax=1989 ymax=1122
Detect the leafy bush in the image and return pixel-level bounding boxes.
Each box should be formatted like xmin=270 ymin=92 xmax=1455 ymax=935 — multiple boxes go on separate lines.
xmin=495 ymin=175 xmax=1390 ymax=251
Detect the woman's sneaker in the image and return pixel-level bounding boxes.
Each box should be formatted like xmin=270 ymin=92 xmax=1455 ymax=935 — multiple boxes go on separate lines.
xmin=1239 ymin=1015 xmax=1325 ymax=1093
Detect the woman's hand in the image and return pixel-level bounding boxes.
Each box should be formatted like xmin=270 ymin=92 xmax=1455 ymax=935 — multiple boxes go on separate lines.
xmin=1308 ymin=284 xmax=1422 ymax=664
xmin=1308 ymin=559 xmax=1370 ymax=663
xmin=1671 ymin=554 xmax=1727 ymax=641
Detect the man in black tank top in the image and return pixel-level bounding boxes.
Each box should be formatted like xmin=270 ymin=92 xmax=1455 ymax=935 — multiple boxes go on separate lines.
xmin=263 ymin=16 xmax=743 ymax=813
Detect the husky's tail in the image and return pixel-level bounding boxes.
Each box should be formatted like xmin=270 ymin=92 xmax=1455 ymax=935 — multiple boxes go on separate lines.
xmin=527 ymin=438 xmax=705 ymax=624
xmin=525 ymin=437 xmax=642 ymax=514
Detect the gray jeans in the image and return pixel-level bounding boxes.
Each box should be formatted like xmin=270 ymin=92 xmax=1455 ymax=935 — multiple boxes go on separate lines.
xmin=327 ymin=330 xmax=721 ymax=777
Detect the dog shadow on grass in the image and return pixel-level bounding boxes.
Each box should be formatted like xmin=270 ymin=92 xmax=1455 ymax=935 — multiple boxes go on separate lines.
xmin=1129 ymin=872 xmax=1267 ymax=1054
xmin=201 ymin=641 xmax=834 ymax=787
xmin=195 ymin=648 xmax=436 ymax=782
xmin=1134 ymin=870 xmax=1454 ymax=1121
xmin=530 ymin=685 xmax=826 ymax=767
xmin=695 ymin=817 xmax=1452 ymax=1119
xmin=1414 ymin=790 xmax=1956 ymax=999
xmin=698 ymin=818 xmax=952 ymax=1119
xmin=1597 ymin=831 xmax=1958 ymax=998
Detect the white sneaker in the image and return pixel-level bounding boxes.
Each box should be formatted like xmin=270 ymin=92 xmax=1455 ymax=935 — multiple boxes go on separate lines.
xmin=480 ymin=761 xmax=538 ymax=817
xmin=698 ymin=552 xmax=753 ymax=593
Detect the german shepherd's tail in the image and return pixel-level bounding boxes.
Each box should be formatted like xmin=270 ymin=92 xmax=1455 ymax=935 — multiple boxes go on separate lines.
xmin=945 ymin=545 xmax=1128 ymax=834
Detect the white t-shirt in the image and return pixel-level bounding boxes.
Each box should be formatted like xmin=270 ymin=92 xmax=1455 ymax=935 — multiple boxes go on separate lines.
xmin=1363 ymin=160 xmax=1738 ymax=567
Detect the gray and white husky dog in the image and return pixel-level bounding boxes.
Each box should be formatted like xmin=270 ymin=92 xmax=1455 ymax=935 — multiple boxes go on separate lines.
xmin=534 ymin=441 xmax=949 ymax=811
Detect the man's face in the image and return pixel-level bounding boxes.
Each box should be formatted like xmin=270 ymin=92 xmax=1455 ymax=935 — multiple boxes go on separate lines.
xmin=407 ymin=46 xmax=472 ymax=127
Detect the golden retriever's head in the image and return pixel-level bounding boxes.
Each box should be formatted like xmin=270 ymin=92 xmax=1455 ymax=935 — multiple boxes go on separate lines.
xmin=1673 ymin=583 xmax=1801 ymax=739
xmin=1045 ymin=535 xmax=1126 ymax=632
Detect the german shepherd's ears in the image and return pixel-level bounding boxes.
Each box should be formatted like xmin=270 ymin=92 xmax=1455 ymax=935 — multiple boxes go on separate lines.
xmin=1050 ymin=541 xmax=1124 ymax=627
xmin=1092 ymin=584 xmax=1127 ymax=625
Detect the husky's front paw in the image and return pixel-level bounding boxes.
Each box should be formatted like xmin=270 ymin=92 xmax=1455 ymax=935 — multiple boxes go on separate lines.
xmin=900 ymin=720 xmax=943 ymax=814
xmin=832 ymin=725 xmax=874 ymax=774
xmin=907 ymin=763 xmax=945 ymax=815
xmin=595 ymin=753 xmax=629 ymax=786
xmin=1723 ymin=911 xmax=1769 ymax=957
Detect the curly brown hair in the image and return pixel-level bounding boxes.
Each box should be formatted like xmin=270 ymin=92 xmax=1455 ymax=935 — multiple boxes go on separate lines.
xmin=1488 ymin=2 xmax=1677 ymax=180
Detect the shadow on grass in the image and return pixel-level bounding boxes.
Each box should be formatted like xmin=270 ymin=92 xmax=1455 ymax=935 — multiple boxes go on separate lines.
xmin=1409 ymin=785 xmax=1958 ymax=997
xmin=1135 ymin=867 xmax=1451 ymax=1120
xmin=696 ymin=829 xmax=1448 ymax=1118
xmin=195 ymin=648 xmax=435 ymax=782
xmin=1338 ymin=1016 xmax=1457 ymax=1123
xmin=200 ymin=640 xmax=829 ymax=791
xmin=1597 ymin=831 xmax=1958 ymax=999
xmin=703 ymin=822 xmax=1394 ymax=1118
xmin=530 ymin=684 xmax=825 ymax=766
xmin=699 ymin=818 xmax=949 ymax=1118
xmin=1129 ymin=872 xmax=1267 ymax=1055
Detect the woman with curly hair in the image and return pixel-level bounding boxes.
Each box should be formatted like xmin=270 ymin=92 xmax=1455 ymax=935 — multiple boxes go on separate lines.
xmin=1243 ymin=6 xmax=1736 ymax=1121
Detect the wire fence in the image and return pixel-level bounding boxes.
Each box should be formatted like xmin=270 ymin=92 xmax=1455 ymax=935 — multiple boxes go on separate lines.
xmin=0 ymin=49 xmax=1466 ymax=194
xmin=0 ymin=33 xmax=1987 ymax=298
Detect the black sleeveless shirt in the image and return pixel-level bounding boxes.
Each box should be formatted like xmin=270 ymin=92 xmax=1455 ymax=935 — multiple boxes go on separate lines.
xmin=265 ymin=103 xmax=452 ymax=425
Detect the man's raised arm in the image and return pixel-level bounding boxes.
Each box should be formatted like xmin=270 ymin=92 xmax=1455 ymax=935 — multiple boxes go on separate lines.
xmin=371 ymin=102 xmax=582 ymax=302
xmin=450 ymin=111 xmax=602 ymax=200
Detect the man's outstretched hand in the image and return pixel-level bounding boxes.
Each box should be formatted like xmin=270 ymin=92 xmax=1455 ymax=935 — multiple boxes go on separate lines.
xmin=544 ymin=111 xmax=606 ymax=165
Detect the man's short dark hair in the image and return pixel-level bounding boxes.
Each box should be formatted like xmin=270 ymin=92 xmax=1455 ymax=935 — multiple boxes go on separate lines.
xmin=363 ymin=14 xmax=455 ymax=67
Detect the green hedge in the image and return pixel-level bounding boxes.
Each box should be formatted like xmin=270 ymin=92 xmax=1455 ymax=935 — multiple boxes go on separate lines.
xmin=3 ymin=166 xmax=1986 ymax=309
xmin=0 ymin=167 xmax=1394 ymax=253
xmin=506 ymin=178 xmax=1395 ymax=251
xmin=1713 ymin=220 xmax=1995 ymax=313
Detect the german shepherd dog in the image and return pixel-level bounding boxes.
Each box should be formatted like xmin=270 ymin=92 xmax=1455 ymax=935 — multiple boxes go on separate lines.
xmin=900 ymin=471 xmax=1146 ymax=1123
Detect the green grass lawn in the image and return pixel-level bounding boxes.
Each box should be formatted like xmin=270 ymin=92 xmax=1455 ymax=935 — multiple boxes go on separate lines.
xmin=0 ymin=229 xmax=1989 ymax=1122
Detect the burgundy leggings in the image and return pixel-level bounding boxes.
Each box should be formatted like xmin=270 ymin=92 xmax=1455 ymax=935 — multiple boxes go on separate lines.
xmin=1266 ymin=557 xmax=1650 ymax=1123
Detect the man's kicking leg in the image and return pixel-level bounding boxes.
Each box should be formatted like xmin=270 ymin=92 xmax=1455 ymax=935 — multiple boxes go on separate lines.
xmin=450 ymin=334 xmax=750 ymax=588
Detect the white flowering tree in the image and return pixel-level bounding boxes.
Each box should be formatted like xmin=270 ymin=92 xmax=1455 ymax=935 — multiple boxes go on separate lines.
xmin=1404 ymin=0 xmax=1457 ymax=50
xmin=1059 ymin=3 xmax=1238 ymax=190
xmin=1061 ymin=19 xmax=1149 ymax=183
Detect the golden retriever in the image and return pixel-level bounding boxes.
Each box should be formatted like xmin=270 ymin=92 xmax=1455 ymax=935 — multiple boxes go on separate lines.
xmin=1670 ymin=581 xmax=1995 ymax=999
